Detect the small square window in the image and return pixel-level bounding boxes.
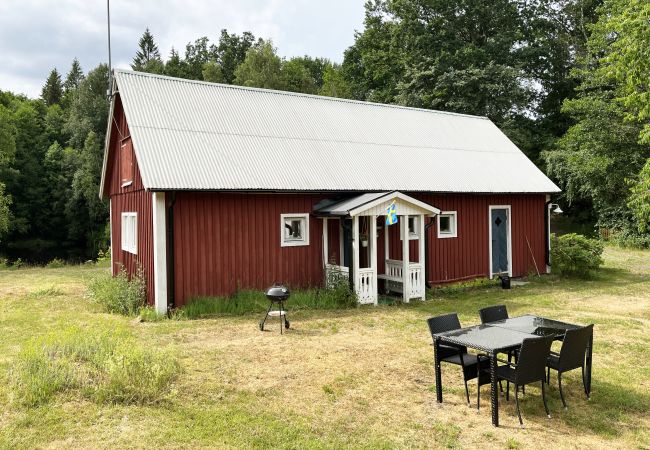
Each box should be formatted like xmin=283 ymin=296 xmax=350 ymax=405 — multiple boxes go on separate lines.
xmin=121 ymin=212 xmax=138 ymax=254
xmin=400 ymin=216 xmax=420 ymax=240
xmin=281 ymin=213 xmax=310 ymax=247
xmin=437 ymin=211 xmax=457 ymax=238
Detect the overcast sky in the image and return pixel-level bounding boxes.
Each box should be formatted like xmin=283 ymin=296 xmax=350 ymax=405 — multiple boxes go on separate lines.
xmin=0 ymin=0 xmax=366 ymax=98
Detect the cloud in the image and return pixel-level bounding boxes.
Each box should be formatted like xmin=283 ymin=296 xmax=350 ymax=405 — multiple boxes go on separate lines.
xmin=0 ymin=0 xmax=365 ymax=97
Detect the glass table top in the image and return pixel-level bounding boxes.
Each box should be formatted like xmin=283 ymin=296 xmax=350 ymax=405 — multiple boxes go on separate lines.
xmin=489 ymin=314 xmax=579 ymax=337
xmin=434 ymin=315 xmax=581 ymax=353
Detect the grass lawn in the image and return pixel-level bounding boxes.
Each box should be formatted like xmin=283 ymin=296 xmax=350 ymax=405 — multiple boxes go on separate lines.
xmin=1 ymin=246 xmax=649 ymax=449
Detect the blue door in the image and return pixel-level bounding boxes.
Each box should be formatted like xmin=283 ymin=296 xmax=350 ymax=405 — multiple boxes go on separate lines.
xmin=491 ymin=208 xmax=509 ymax=275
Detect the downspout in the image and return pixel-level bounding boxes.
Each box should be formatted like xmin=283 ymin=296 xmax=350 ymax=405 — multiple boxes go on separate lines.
xmin=424 ymin=217 xmax=436 ymax=288
xmin=544 ymin=200 xmax=552 ymax=269
xmin=166 ymin=192 xmax=177 ymax=310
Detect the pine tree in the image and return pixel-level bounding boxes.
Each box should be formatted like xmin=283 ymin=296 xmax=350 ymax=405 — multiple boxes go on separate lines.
xmin=64 ymin=58 xmax=85 ymax=93
xmin=41 ymin=68 xmax=63 ymax=106
xmin=132 ymin=28 xmax=163 ymax=73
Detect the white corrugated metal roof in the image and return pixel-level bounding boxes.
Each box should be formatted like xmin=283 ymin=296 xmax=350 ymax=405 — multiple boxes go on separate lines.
xmin=102 ymin=69 xmax=560 ymax=194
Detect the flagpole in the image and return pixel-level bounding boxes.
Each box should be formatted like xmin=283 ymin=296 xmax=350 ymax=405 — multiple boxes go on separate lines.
xmin=107 ymin=0 xmax=112 ymax=99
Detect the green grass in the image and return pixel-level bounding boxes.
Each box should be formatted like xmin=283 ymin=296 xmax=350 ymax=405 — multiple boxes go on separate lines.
xmin=0 ymin=246 xmax=649 ymax=448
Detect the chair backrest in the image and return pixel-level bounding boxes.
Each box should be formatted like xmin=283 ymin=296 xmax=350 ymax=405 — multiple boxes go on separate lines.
xmin=427 ymin=313 xmax=461 ymax=336
xmin=559 ymin=324 xmax=594 ymax=371
xmin=515 ymin=336 xmax=554 ymax=385
xmin=479 ymin=305 xmax=509 ymax=324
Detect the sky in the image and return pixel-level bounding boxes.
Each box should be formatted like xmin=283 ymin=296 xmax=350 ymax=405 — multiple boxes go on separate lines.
xmin=0 ymin=0 xmax=366 ymax=98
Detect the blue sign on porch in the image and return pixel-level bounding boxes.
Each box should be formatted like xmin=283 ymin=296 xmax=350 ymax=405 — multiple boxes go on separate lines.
xmin=386 ymin=201 xmax=398 ymax=225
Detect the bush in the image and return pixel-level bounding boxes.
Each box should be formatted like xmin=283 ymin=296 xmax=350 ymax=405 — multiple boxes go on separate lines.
xmin=87 ymin=265 xmax=146 ymax=315
xmin=551 ymin=233 xmax=604 ymax=277
xmin=610 ymin=228 xmax=650 ymax=249
xmin=10 ymin=326 xmax=180 ymax=407
xmin=46 ymin=258 xmax=65 ymax=268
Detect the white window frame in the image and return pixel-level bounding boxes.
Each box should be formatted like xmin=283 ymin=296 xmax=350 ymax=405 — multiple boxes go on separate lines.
xmin=121 ymin=212 xmax=138 ymax=254
xmin=437 ymin=211 xmax=458 ymax=238
xmin=280 ymin=213 xmax=310 ymax=247
xmin=400 ymin=215 xmax=420 ymax=240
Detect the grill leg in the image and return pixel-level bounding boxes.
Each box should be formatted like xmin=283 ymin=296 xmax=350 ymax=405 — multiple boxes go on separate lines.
xmin=490 ymin=352 xmax=499 ymax=427
xmin=260 ymin=302 xmax=273 ymax=331
xmin=279 ymin=301 xmax=283 ymax=334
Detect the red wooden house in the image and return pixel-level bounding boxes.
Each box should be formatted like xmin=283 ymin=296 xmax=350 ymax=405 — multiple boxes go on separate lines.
xmin=100 ymin=70 xmax=560 ymax=313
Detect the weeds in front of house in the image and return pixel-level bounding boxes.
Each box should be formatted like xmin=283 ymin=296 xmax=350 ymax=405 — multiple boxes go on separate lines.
xmin=179 ymin=276 xmax=356 ymax=319
xmin=429 ymin=277 xmax=500 ymax=297
xmin=10 ymin=326 xmax=180 ymax=407
xmin=87 ymin=265 xmax=146 ymax=315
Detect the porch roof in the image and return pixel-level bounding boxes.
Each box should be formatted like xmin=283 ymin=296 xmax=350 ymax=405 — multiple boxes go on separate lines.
xmin=313 ymin=191 xmax=440 ymax=217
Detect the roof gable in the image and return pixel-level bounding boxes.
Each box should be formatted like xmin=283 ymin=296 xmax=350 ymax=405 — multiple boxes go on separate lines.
xmin=102 ymin=69 xmax=560 ymax=194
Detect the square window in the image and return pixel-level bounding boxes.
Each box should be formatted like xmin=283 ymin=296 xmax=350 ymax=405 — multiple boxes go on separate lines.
xmin=281 ymin=213 xmax=310 ymax=247
xmin=121 ymin=212 xmax=138 ymax=254
xmin=437 ymin=211 xmax=457 ymax=238
xmin=400 ymin=216 xmax=420 ymax=240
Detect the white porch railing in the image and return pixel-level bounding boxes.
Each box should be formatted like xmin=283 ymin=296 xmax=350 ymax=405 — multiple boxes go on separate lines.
xmin=356 ymin=268 xmax=376 ymax=304
xmin=383 ymin=259 xmax=424 ymax=300
xmin=407 ymin=263 xmax=425 ymax=299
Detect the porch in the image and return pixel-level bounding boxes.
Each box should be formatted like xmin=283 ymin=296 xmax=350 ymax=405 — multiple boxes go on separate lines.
xmin=314 ymin=191 xmax=440 ymax=304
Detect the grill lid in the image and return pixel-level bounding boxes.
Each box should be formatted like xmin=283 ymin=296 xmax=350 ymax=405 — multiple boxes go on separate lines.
xmin=265 ymin=284 xmax=290 ymax=301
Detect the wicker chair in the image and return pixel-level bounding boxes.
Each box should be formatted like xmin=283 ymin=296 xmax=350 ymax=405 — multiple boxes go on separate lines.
xmin=479 ymin=335 xmax=554 ymax=427
xmin=547 ymin=324 xmax=594 ymax=408
xmin=479 ymin=304 xmax=513 ymax=393
xmin=479 ymin=304 xmax=509 ymax=324
xmin=427 ymin=313 xmax=490 ymax=406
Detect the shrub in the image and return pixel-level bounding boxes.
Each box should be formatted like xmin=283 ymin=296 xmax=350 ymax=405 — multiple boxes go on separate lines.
xmin=46 ymin=258 xmax=65 ymax=268
xmin=87 ymin=265 xmax=146 ymax=315
xmin=551 ymin=233 xmax=604 ymax=277
xmin=13 ymin=257 xmax=24 ymax=269
xmin=610 ymin=228 xmax=650 ymax=249
xmin=10 ymin=326 xmax=181 ymax=407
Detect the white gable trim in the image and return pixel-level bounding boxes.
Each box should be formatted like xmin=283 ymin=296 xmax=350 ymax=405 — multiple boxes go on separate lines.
xmin=348 ymin=191 xmax=440 ymax=217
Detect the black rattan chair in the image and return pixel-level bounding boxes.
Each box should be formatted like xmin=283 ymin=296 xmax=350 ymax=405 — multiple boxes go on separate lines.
xmin=479 ymin=335 xmax=554 ymax=427
xmin=479 ymin=304 xmax=513 ymax=393
xmin=546 ymin=324 xmax=594 ymax=408
xmin=479 ymin=304 xmax=509 ymax=324
xmin=427 ymin=313 xmax=489 ymax=406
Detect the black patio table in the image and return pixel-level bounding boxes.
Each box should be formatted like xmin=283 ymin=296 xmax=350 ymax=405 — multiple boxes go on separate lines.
xmin=432 ymin=314 xmax=593 ymax=427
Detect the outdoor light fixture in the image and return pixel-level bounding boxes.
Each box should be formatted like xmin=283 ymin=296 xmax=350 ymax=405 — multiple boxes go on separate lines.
xmin=550 ymin=203 xmax=563 ymax=214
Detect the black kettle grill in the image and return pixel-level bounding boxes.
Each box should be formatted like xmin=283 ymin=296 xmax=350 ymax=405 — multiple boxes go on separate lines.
xmin=259 ymin=284 xmax=290 ymax=333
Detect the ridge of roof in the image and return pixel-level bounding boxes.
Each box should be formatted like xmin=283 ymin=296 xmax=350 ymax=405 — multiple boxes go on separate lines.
xmin=113 ymin=68 xmax=491 ymax=122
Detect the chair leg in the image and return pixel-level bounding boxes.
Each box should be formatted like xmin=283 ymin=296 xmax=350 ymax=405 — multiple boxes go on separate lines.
xmin=506 ymin=379 xmax=510 ymax=401
xmin=581 ymin=365 xmax=589 ymax=399
xmin=515 ymin=384 xmax=524 ymax=427
xmin=541 ymin=380 xmax=551 ymax=418
xmin=558 ymin=372 xmax=567 ymax=409
xmin=547 ymin=366 xmax=551 ymax=384
xmin=464 ymin=380 xmax=470 ymax=406
xmin=477 ymin=379 xmax=481 ymax=411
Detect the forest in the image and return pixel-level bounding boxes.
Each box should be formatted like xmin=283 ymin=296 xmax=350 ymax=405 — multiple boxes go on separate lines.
xmin=0 ymin=0 xmax=648 ymax=263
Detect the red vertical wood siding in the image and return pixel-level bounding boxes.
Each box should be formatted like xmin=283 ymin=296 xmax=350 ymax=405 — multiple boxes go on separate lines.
xmin=172 ymin=192 xmax=329 ymax=306
xmin=171 ymin=191 xmax=547 ymax=305
xmin=106 ymin=95 xmax=155 ymax=305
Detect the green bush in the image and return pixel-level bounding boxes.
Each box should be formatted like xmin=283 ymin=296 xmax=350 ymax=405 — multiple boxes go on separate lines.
xmin=10 ymin=326 xmax=181 ymax=407
xmin=551 ymin=233 xmax=604 ymax=277
xmin=46 ymin=258 xmax=65 ymax=268
xmin=87 ymin=265 xmax=146 ymax=315
xmin=611 ymin=228 xmax=650 ymax=249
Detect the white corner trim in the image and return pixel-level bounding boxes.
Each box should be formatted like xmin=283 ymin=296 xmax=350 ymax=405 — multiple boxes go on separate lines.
xmin=152 ymin=192 xmax=168 ymax=315
xmin=280 ymin=213 xmax=310 ymax=247
xmin=488 ymin=205 xmax=513 ymax=279
xmin=437 ymin=211 xmax=458 ymax=239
